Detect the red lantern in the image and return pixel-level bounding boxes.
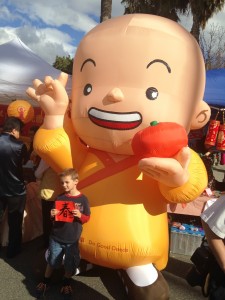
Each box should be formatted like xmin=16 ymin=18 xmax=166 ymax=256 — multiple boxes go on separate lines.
xmin=7 ymin=100 xmax=34 ymax=124
xmin=220 ymin=152 xmax=225 ymax=165
xmin=216 ymin=111 xmax=225 ymax=151
xmin=216 ymin=124 xmax=225 ymax=150
xmin=204 ymin=117 xmax=220 ymax=148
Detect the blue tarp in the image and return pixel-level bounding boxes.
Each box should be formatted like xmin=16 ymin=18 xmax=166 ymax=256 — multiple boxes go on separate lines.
xmin=204 ymin=69 xmax=225 ymax=107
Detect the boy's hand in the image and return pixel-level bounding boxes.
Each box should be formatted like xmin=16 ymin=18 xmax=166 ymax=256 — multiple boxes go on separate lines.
xmin=51 ymin=209 xmax=59 ymax=217
xmin=72 ymin=209 xmax=81 ymax=218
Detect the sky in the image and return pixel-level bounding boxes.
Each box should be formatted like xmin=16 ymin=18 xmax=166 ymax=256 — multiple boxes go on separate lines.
xmin=0 ymin=0 xmax=225 ymax=65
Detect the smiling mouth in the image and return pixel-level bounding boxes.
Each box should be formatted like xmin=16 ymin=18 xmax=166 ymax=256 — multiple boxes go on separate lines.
xmin=88 ymin=107 xmax=142 ymax=130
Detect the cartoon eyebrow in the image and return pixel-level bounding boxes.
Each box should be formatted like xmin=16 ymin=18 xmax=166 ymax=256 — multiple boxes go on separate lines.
xmin=80 ymin=58 xmax=96 ymax=72
xmin=146 ymin=59 xmax=171 ymax=73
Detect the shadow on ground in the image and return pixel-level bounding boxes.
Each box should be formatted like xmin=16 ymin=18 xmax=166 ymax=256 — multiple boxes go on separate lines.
xmin=1 ymin=236 xmax=128 ymax=299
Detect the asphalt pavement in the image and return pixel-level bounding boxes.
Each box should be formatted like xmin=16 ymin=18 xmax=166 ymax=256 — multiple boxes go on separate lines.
xmin=0 ymin=236 xmax=207 ymax=300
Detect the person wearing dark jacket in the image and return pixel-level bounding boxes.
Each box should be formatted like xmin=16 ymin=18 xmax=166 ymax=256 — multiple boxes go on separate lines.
xmin=0 ymin=116 xmax=28 ymax=258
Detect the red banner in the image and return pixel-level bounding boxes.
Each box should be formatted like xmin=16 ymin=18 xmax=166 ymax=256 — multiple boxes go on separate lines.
xmin=55 ymin=201 xmax=75 ymax=223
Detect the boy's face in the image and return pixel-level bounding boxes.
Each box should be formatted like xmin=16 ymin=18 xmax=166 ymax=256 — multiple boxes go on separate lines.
xmin=60 ymin=175 xmax=78 ymax=193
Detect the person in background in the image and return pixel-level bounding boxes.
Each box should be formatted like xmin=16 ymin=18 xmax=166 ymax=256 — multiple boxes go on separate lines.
xmin=36 ymin=168 xmax=91 ymax=299
xmin=0 ymin=116 xmax=28 ymax=258
xmin=35 ymin=158 xmax=64 ymax=248
xmin=27 ymin=125 xmax=39 ymax=157
xmin=201 ymin=195 xmax=225 ymax=299
xmin=28 ymin=126 xmax=41 ymax=171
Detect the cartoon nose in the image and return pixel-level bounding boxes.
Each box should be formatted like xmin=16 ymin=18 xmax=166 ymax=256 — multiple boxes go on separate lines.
xmin=105 ymin=88 xmax=124 ymax=102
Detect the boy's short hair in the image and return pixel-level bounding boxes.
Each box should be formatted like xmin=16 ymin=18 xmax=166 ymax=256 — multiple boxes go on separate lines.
xmin=3 ymin=117 xmax=24 ymax=133
xmin=59 ymin=168 xmax=79 ymax=180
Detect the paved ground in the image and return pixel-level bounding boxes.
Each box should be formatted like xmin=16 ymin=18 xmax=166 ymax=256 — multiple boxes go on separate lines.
xmin=0 ymin=236 xmax=206 ymax=300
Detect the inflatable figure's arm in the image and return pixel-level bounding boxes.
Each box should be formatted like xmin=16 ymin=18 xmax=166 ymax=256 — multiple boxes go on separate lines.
xmin=158 ymin=149 xmax=207 ymax=203
xmin=26 ymin=73 xmax=88 ymax=172
xmin=139 ymin=148 xmax=207 ymax=203
xmin=32 ymin=115 xmax=88 ymax=173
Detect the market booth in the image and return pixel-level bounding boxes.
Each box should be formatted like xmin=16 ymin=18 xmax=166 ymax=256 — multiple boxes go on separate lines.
xmin=168 ymin=68 xmax=225 ymax=255
xmin=0 ymin=37 xmax=72 ymax=107
xmin=0 ymin=36 xmax=72 ymax=247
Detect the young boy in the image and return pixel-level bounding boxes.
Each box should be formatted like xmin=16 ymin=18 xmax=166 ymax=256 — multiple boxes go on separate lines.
xmin=36 ymin=168 xmax=90 ymax=299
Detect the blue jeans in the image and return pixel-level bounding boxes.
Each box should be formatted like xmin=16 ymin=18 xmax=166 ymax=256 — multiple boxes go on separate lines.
xmin=47 ymin=237 xmax=80 ymax=275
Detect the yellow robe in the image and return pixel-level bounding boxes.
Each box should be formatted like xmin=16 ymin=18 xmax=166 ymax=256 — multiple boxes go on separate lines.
xmin=34 ymin=121 xmax=207 ymax=270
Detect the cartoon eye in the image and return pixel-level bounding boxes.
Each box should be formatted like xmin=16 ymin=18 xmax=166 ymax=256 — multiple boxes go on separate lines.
xmin=146 ymin=87 xmax=158 ymax=100
xmin=83 ymin=84 xmax=92 ymax=96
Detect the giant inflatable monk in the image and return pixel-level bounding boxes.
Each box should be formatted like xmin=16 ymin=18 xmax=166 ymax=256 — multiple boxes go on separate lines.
xmin=27 ymin=14 xmax=211 ymax=300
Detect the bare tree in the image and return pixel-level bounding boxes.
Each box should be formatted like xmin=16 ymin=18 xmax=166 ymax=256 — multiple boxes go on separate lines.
xmin=190 ymin=0 xmax=225 ymax=43
xmin=100 ymin=0 xmax=112 ymax=23
xmin=200 ymin=23 xmax=225 ymax=70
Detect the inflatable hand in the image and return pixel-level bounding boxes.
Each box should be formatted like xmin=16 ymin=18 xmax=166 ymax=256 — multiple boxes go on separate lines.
xmin=138 ymin=146 xmax=190 ymax=187
xmin=26 ymin=72 xmax=69 ymax=129
xmin=131 ymin=121 xmax=188 ymax=158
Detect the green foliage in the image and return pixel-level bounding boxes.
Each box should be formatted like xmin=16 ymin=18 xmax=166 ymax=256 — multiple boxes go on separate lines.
xmin=121 ymin=0 xmax=225 ymax=43
xmin=121 ymin=0 xmax=189 ymax=22
xmin=53 ymin=55 xmax=73 ymax=75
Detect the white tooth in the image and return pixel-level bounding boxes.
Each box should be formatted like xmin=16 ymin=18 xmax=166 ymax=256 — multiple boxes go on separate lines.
xmin=90 ymin=108 xmax=140 ymax=122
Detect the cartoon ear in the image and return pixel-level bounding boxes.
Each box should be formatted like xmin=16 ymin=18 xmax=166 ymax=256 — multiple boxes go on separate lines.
xmin=190 ymin=100 xmax=211 ymax=130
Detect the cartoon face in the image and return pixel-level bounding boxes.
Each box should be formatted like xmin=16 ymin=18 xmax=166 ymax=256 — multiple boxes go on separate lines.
xmin=71 ymin=14 xmax=206 ymax=155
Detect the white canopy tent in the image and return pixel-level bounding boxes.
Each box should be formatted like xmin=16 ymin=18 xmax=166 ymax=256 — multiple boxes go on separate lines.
xmin=0 ymin=37 xmax=72 ymax=106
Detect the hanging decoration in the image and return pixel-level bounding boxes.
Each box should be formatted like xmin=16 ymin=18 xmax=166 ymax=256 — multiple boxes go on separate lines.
xmin=204 ymin=110 xmax=220 ymax=148
xmin=7 ymin=99 xmax=34 ymax=124
xmin=216 ymin=110 xmax=225 ymax=151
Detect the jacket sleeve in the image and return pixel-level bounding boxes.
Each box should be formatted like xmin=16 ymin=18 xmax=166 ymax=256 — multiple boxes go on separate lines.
xmin=80 ymin=214 xmax=90 ymax=224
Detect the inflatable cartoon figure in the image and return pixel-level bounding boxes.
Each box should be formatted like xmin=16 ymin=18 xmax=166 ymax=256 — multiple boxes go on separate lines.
xmin=27 ymin=14 xmax=211 ymax=300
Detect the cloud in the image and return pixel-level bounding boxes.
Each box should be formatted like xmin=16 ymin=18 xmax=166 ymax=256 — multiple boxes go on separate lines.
xmin=0 ymin=0 xmax=122 ymax=64
xmin=0 ymin=25 xmax=75 ymax=64
xmin=7 ymin=0 xmax=99 ymax=32
xmin=1 ymin=0 xmax=224 ymax=66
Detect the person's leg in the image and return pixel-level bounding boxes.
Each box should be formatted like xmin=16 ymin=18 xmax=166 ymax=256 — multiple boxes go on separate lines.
xmin=41 ymin=199 xmax=54 ymax=248
xmin=7 ymin=195 xmax=26 ymax=258
xmin=0 ymin=197 xmax=6 ymax=222
xmin=64 ymin=241 xmax=80 ymax=278
xmin=0 ymin=197 xmax=7 ymax=248
xmin=202 ymin=221 xmax=225 ymax=300
xmin=60 ymin=241 xmax=79 ymax=298
xmin=36 ymin=238 xmax=63 ymax=297
xmin=202 ymin=221 xmax=225 ymax=273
